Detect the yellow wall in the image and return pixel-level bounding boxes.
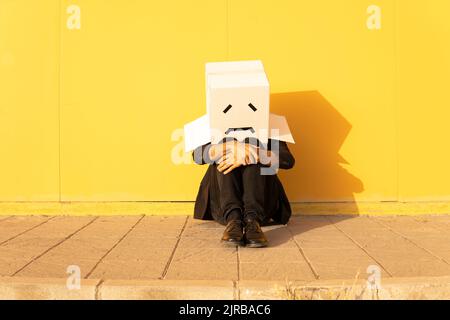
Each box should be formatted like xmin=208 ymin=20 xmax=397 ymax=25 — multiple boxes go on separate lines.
xmin=60 ymin=0 xmax=227 ymax=201
xmin=1 ymin=0 xmax=449 ymax=208
xmin=228 ymin=0 xmax=397 ymax=204
xmin=0 ymin=0 xmax=60 ymax=201
xmin=397 ymin=0 xmax=450 ymax=202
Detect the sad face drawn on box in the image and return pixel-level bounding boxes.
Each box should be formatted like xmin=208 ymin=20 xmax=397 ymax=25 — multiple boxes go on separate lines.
xmin=184 ymin=60 xmax=294 ymax=154
xmin=208 ymin=71 xmax=270 ymax=144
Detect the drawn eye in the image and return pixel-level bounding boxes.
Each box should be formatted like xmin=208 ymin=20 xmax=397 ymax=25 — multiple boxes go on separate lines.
xmin=248 ymin=103 xmax=258 ymax=112
xmin=223 ymin=104 xmax=232 ymax=114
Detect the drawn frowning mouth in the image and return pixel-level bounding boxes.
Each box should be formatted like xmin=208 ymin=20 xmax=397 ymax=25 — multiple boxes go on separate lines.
xmin=225 ymin=127 xmax=255 ymax=135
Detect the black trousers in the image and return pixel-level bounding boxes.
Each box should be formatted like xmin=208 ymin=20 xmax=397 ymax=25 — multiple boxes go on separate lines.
xmin=212 ymin=164 xmax=268 ymax=224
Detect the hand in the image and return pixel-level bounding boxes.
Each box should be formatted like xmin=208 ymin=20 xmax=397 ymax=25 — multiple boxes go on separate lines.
xmin=244 ymin=144 xmax=259 ymax=165
xmin=216 ymin=141 xmax=260 ymax=174
xmin=208 ymin=144 xmax=224 ymax=162
xmin=208 ymin=141 xmax=240 ymax=163
xmin=217 ymin=158 xmax=243 ymax=175
xmin=208 ymin=143 xmax=236 ymax=162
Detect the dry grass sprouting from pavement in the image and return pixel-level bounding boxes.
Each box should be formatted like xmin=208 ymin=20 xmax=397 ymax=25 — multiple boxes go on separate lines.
xmin=278 ymin=270 xmax=383 ymax=300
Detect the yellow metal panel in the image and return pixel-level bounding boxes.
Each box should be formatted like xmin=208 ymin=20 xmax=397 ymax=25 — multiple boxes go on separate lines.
xmin=397 ymin=0 xmax=450 ymax=201
xmin=229 ymin=0 xmax=398 ymax=202
xmin=2 ymin=0 xmax=449 ymax=209
xmin=0 ymin=0 xmax=60 ymax=201
xmin=60 ymin=0 xmax=228 ymax=200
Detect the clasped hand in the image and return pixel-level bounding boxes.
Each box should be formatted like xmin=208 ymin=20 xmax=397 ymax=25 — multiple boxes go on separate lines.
xmin=208 ymin=141 xmax=259 ymax=175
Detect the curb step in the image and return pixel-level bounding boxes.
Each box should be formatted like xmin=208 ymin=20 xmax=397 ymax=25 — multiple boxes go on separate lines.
xmin=1 ymin=276 xmax=450 ymax=300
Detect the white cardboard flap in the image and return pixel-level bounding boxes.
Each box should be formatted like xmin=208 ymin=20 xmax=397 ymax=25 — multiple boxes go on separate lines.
xmin=183 ymin=113 xmax=294 ymax=153
xmin=184 ymin=115 xmax=211 ymax=152
xmin=269 ymin=113 xmax=295 ymax=144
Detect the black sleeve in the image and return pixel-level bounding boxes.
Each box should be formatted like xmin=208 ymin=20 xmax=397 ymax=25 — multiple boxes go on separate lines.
xmin=271 ymin=140 xmax=295 ymax=170
xmin=192 ymin=143 xmax=213 ymax=165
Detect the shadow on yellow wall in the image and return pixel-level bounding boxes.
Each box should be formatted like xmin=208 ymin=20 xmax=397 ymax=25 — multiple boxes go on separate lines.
xmin=271 ymin=91 xmax=364 ymax=214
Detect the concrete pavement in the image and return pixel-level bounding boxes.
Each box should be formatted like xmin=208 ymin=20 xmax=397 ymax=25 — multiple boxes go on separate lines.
xmin=1 ymin=214 xmax=450 ymax=299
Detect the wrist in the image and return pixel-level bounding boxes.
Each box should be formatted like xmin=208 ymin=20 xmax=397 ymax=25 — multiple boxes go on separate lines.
xmin=208 ymin=144 xmax=218 ymax=160
xmin=209 ymin=144 xmax=225 ymax=161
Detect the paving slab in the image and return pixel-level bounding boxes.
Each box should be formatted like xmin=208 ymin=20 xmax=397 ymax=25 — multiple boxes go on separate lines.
xmin=165 ymin=262 xmax=239 ymax=281
xmin=263 ymin=225 xmax=298 ymax=248
xmin=128 ymin=216 xmax=188 ymax=238
xmin=289 ymin=216 xmax=389 ymax=280
xmin=88 ymin=238 xmax=178 ymax=280
xmin=371 ymin=216 xmax=450 ymax=264
xmin=0 ymin=216 xmax=53 ymax=245
xmin=183 ymin=227 xmax=225 ymax=239
xmin=15 ymin=216 xmax=142 ymax=278
xmin=87 ymin=216 xmax=186 ymax=280
xmin=238 ymin=247 xmax=307 ymax=263
xmin=0 ymin=216 xmax=95 ymax=276
xmin=177 ymin=237 xmax=232 ymax=249
xmin=164 ymin=218 xmax=239 ymax=280
xmin=186 ymin=220 xmax=224 ymax=229
xmin=328 ymin=216 xmax=450 ymax=277
xmin=172 ymin=247 xmax=237 ymax=264
xmin=240 ymin=262 xmax=315 ymax=281
xmin=413 ymin=215 xmax=450 ymax=232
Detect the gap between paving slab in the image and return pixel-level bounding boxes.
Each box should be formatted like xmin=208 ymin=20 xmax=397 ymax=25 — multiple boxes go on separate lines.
xmin=2 ymin=276 xmax=450 ymax=300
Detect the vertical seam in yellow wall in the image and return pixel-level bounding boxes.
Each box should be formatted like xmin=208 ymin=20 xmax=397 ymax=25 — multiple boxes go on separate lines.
xmin=226 ymin=0 xmax=230 ymax=60
xmin=58 ymin=0 xmax=62 ymax=202
xmin=394 ymin=0 xmax=400 ymax=203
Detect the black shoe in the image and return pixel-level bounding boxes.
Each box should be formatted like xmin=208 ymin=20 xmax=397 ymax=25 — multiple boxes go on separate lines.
xmin=221 ymin=220 xmax=244 ymax=246
xmin=244 ymin=218 xmax=268 ymax=248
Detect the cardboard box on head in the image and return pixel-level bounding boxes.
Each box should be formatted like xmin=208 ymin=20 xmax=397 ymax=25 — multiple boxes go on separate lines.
xmin=205 ymin=60 xmax=265 ymax=115
xmin=208 ymin=71 xmax=270 ymax=145
xmin=184 ymin=60 xmax=294 ymax=153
